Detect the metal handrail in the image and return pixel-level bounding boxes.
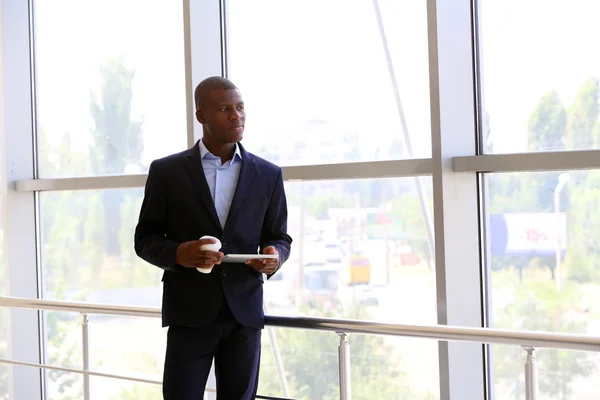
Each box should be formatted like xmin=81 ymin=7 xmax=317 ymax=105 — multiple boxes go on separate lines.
xmin=2 ymin=295 xmax=600 ymax=400
xmin=0 ymin=357 xmax=164 ymax=386
xmin=0 ymin=356 xmax=290 ymax=400
xmin=266 ymin=315 xmax=600 ymax=352
xmin=1 ymin=296 xmax=599 ymax=352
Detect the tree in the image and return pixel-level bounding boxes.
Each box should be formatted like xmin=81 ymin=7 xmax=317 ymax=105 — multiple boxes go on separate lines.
xmin=559 ymin=77 xmax=600 ymax=283
xmin=38 ymin=129 xmax=97 ymax=294
xmin=37 ymin=122 xmax=158 ymax=398
xmin=44 ymin=312 xmax=83 ymax=400
xmin=118 ymin=192 xmax=161 ymax=288
xmin=527 ymin=90 xmax=567 ymax=152
xmin=38 ymin=130 xmax=95 ymax=399
xmin=486 ymin=91 xmax=569 ymax=279
xmin=306 ymin=193 xmax=354 ymax=220
xmin=566 ymin=77 xmax=600 ymax=150
xmin=526 ymin=91 xmax=567 ymax=212
xmin=493 ymin=280 xmax=594 ymax=399
xmin=564 ymin=170 xmax=600 ymax=282
xmin=90 ymin=56 xmax=144 ymax=257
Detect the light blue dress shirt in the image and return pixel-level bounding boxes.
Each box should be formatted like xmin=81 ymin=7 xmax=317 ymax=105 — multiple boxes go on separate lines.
xmin=199 ymin=140 xmax=242 ymax=229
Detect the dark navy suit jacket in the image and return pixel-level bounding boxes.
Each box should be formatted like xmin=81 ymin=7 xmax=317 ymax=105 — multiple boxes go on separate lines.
xmin=134 ymin=141 xmax=292 ymax=329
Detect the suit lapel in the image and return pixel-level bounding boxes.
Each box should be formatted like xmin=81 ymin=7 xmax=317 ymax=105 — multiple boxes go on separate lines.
xmin=184 ymin=142 xmax=222 ymax=233
xmin=224 ymin=146 xmax=256 ymax=230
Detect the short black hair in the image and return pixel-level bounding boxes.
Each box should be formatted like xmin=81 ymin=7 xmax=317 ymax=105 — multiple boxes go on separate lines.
xmin=194 ymin=76 xmax=238 ymax=110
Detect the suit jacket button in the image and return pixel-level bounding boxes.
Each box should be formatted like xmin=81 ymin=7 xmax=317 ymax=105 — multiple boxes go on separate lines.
xmin=222 ymin=271 xmax=227 ymax=277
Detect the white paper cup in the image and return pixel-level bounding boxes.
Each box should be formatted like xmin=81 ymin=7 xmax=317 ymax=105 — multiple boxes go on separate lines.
xmin=197 ymin=235 xmax=222 ymax=274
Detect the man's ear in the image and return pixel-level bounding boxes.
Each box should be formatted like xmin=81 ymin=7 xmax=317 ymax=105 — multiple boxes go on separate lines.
xmin=196 ymin=109 xmax=206 ymax=124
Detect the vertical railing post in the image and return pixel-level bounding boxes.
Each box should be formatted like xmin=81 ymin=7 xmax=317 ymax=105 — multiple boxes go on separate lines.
xmin=81 ymin=313 xmax=90 ymax=400
xmin=523 ymin=347 xmax=538 ymax=400
xmin=337 ymin=332 xmax=351 ymax=400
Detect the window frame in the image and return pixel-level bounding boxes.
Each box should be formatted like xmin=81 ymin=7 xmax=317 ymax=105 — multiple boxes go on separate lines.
xmin=4 ymin=0 xmax=600 ymax=399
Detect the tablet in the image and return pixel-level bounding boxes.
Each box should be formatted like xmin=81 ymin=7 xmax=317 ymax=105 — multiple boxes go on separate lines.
xmin=222 ymin=254 xmax=278 ymax=263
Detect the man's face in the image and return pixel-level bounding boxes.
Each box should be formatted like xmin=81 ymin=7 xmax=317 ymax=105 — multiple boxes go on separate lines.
xmin=196 ymin=89 xmax=245 ymax=144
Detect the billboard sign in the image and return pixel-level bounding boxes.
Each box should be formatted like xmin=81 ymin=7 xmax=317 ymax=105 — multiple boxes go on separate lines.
xmin=490 ymin=212 xmax=567 ymax=256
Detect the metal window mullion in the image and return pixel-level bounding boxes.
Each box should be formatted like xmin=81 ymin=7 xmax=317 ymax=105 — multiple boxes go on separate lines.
xmin=2 ymin=0 xmax=44 ymax=399
xmin=454 ymin=150 xmax=600 ymax=173
xmin=187 ymin=0 xmax=224 ymax=145
xmin=427 ymin=0 xmax=486 ymax=399
xmin=0 ymin=1 xmax=12 ymax=398
xmin=182 ymin=0 xmax=195 ymax=149
xmin=14 ymin=159 xmax=434 ymax=192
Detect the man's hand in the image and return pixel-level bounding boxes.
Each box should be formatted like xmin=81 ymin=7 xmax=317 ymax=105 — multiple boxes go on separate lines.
xmin=176 ymin=238 xmax=223 ymax=270
xmin=246 ymin=246 xmax=279 ymax=275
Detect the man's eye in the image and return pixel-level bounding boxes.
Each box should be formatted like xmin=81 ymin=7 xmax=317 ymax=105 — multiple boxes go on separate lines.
xmin=220 ymin=107 xmax=227 ymax=112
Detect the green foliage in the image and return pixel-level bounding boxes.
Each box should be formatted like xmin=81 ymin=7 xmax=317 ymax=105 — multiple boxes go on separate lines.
xmin=490 ymin=77 xmax=600 ymax=276
xmin=493 ymin=280 xmax=595 ymax=399
xmin=24 ymin=53 xmax=600 ymax=400
xmin=45 ymin=312 xmax=83 ymax=400
xmin=114 ymin=384 xmax=162 ymax=400
xmin=39 ymin=58 xmax=158 ymax=398
xmin=259 ymin=305 xmax=433 ymax=400
xmin=306 ymin=193 xmax=354 ymax=220
xmin=388 ymin=194 xmax=432 ymax=260
xmin=89 ymin=56 xmax=143 ymax=175
xmin=90 ymin=56 xmax=143 ymax=257
xmin=527 ymin=90 xmax=567 ymax=152
xmin=566 ymin=77 xmax=600 ymax=149
xmin=564 ymin=170 xmax=600 ymax=283
xmin=487 ymin=174 xmax=536 ymax=214
xmin=111 ymin=351 xmax=162 ymax=400
xmin=489 ymin=77 xmax=600 ymax=398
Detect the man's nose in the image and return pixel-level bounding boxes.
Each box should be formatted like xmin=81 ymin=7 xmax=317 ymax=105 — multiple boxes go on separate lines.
xmin=229 ymin=110 xmax=241 ymax=120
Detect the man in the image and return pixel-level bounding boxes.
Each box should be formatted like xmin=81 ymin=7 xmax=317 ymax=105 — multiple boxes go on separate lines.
xmin=134 ymin=76 xmax=292 ymax=399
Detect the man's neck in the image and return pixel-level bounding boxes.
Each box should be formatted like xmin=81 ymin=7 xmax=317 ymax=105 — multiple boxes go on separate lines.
xmin=203 ymin=138 xmax=236 ymax=164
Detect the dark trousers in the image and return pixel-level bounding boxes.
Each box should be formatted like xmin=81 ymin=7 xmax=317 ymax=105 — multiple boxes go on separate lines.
xmin=162 ymin=321 xmax=261 ymax=400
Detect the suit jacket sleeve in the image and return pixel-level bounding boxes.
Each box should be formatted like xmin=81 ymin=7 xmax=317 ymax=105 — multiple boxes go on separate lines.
xmin=260 ymin=168 xmax=293 ymax=278
xmin=134 ymin=161 xmax=184 ymax=272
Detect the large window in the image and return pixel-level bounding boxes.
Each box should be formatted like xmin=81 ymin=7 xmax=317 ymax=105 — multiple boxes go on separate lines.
xmin=226 ymin=2 xmax=439 ymax=395
xmin=40 ymin=188 xmax=160 ymax=303
xmin=40 ymin=188 xmax=164 ymax=397
xmin=263 ymin=177 xmax=439 ymax=398
xmin=226 ymin=0 xmax=431 ymax=165
xmin=35 ymin=0 xmax=187 ymax=178
xmin=268 ymin=178 xmax=435 ymax=324
xmin=479 ymin=0 xmax=600 ymax=154
xmin=479 ymin=3 xmax=600 ymax=396
xmin=486 ymin=171 xmax=600 ymax=398
xmin=259 ymin=329 xmax=438 ymax=399
xmin=33 ymin=1 xmax=186 ymax=396
xmin=6 ymin=0 xmax=600 ymax=399
xmin=43 ymin=311 xmax=165 ymax=400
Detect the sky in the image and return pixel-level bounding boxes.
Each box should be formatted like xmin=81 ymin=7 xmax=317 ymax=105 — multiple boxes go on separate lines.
xmin=32 ymin=0 xmax=600 ymax=176
xmin=480 ymin=0 xmax=600 ymax=152
xmin=34 ymin=0 xmax=187 ymax=174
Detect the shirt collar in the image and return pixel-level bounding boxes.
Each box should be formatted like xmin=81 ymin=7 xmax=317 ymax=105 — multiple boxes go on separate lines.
xmin=199 ymin=139 xmax=242 ymax=161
